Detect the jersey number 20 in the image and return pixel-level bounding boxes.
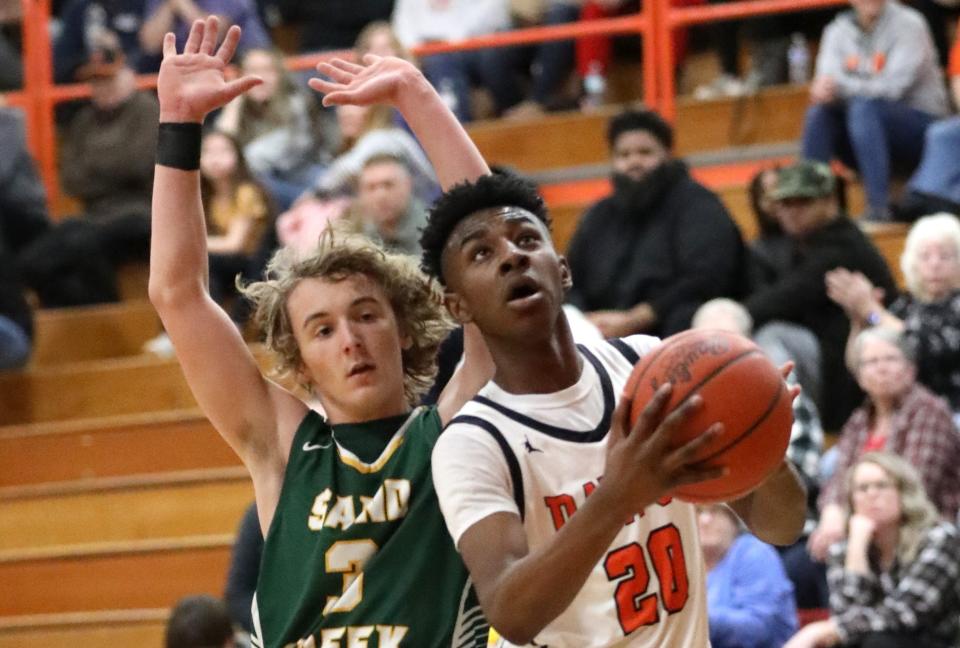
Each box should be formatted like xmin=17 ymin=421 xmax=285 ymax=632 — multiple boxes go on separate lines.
xmin=603 ymin=524 xmax=689 ymax=634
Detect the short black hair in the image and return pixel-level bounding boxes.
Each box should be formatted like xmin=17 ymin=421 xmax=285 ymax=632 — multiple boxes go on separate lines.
xmin=420 ymin=172 xmax=550 ymax=284
xmin=165 ymin=595 xmax=234 ymax=648
xmin=607 ymin=109 xmax=673 ymax=150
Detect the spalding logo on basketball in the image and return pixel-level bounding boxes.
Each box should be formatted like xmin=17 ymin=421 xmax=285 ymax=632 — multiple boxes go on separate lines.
xmin=624 ymin=329 xmax=793 ymax=504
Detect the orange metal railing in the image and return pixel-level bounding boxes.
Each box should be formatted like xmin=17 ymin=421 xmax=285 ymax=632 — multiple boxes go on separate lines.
xmin=655 ymin=0 xmax=846 ymax=120
xmin=9 ymin=0 xmax=838 ymax=208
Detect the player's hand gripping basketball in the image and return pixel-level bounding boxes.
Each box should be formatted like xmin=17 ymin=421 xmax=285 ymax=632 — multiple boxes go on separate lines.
xmin=157 ymin=16 xmax=262 ymax=123
xmin=603 ymin=384 xmax=727 ymax=515
xmin=310 ymin=55 xmax=420 ymax=108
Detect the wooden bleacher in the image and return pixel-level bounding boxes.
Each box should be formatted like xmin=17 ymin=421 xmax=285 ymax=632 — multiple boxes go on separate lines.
xmin=0 ymin=83 xmax=913 ymax=646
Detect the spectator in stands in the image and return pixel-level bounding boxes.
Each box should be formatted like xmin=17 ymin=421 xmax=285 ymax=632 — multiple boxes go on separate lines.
xmin=165 ymin=594 xmax=237 ymax=648
xmin=0 ymin=107 xmax=51 ymax=254
xmin=275 ymin=101 xmax=436 ymax=257
xmin=224 ymin=502 xmax=261 ymax=636
xmin=807 ymin=327 xmax=960 ymax=565
xmin=139 ymin=0 xmax=270 ymax=70
xmin=826 ymin=213 xmax=960 ymax=416
xmin=60 ymin=53 xmax=159 ymax=226
xmin=314 ymin=102 xmax=437 ymax=203
xmin=785 ymin=453 xmax=960 ymax=648
xmin=199 ymin=130 xmax=272 ymax=311
xmin=801 ymin=0 xmax=948 ymax=222
xmin=0 ymin=3 xmax=23 ymax=90
xmin=0 ymin=107 xmax=49 ymax=369
xmin=700 ymin=502 xmax=798 ymax=648
xmin=353 ymin=154 xmax=427 ymax=256
xmin=505 ymin=0 xmax=581 ymax=115
xmin=53 ymin=0 xmax=147 ymax=81
xmin=392 ymin=0 xmax=523 ymax=122
xmin=744 ymin=160 xmax=897 ymax=431
xmin=693 ymin=298 xmax=829 ymax=609
xmin=896 ymin=30 xmax=960 ymax=221
xmin=18 ymin=53 xmax=157 ymax=307
xmin=565 ymin=108 xmax=744 ymax=338
xmin=274 ymin=0 xmax=393 ymax=52
xmin=746 ymin=166 xmax=792 ymax=290
xmin=354 ymin=20 xmax=409 ymax=60
xmin=215 ymin=48 xmax=331 ymax=210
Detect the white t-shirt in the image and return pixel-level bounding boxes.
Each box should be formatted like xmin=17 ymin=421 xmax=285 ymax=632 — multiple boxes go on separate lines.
xmin=433 ymin=336 xmax=711 ymax=648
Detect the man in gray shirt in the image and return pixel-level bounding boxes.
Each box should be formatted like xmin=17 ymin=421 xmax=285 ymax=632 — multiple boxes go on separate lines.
xmin=801 ymin=0 xmax=948 ymax=222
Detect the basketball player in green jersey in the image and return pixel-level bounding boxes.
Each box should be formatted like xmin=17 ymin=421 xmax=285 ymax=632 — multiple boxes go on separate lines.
xmin=150 ymin=18 xmax=493 ymax=648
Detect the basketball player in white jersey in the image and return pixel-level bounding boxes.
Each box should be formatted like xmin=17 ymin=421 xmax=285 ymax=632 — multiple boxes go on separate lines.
xmin=312 ymin=55 xmax=807 ymax=648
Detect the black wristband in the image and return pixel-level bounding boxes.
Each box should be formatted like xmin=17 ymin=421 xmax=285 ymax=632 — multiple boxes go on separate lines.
xmin=156 ymin=122 xmax=202 ymax=170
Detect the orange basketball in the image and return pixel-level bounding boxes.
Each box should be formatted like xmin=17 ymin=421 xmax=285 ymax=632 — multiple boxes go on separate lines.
xmin=624 ymin=329 xmax=793 ymax=504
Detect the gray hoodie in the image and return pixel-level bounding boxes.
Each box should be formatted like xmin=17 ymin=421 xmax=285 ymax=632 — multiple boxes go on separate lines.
xmin=815 ymin=0 xmax=949 ymax=116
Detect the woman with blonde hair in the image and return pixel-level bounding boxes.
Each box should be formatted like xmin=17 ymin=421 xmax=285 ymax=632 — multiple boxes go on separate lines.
xmin=827 ymin=212 xmax=960 ymax=415
xmin=786 ymin=452 xmax=960 ymax=648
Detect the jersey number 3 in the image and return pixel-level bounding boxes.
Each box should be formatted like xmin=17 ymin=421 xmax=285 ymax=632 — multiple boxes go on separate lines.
xmin=324 ymin=539 xmax=378 ymax=614
xmin=603 ymin=524 xmax=689 ymax=634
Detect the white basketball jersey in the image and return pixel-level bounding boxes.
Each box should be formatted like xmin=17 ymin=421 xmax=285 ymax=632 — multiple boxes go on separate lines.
xmin=446 ymin=337 xmax=710 ymax=648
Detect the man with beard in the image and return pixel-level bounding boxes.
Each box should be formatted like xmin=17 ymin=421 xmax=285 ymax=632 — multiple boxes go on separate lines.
xmin=565 ymin=109 xmax=745 ymax=338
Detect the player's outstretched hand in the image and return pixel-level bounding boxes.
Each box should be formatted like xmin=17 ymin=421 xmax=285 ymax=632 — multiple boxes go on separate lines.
xmin=157 ymin=16 xmax=262 ymax=123
xmin=309 ymin=54 xmax=421 ymax=108
xmin=603 ymin=385 xmax=726 ymax=514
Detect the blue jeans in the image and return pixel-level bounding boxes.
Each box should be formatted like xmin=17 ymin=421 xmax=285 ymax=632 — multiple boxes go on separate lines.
xmin=801 ymin=98 xmax=937 ymax=216
xmin=527 ymin=3 xmax=580 ymax=106
xmin=0 ymin=315 xmax=29 ymax=370
xmin=421 ymin=47 xmax=523 ymax=122
xmin=906 ymin=116 xmax=960 ymax=206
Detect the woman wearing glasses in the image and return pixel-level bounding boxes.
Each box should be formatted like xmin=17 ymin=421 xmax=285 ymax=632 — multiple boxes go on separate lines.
xmin=785 ymin=452 xmax=960 ymax=648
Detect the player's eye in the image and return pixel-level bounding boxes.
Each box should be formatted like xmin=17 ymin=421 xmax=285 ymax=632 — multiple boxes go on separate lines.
xmin=517 ymin=233 xmax=539 ymax=247
xmin=315 ymin=325 xmax=332 ymax=338
xmin=469 ymin=246 xmax=491 ymax=262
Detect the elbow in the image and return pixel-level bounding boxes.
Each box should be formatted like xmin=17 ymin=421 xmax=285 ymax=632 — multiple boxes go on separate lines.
xmin=484 ymin=595 xmax=548 ymax=646
xmin=148 ymin=275 xmax=205 ymax=313
xmin=489 ymin=619 xmax=541 ymax=647
xmin=756 ymin=501 xmax=807 ymax=547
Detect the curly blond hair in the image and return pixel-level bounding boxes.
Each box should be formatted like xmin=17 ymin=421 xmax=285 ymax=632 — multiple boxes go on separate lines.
xmin=239 ymin=229 xmax=453 ymax=404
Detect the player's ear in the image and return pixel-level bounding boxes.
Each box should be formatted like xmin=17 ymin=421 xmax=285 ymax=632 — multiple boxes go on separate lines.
xmin=559 ymin=255 xmax=573 ymax=291
xmin=295 ymin=362 xmax=315 ymax=394
xmin=444 ymin=290 xmax=474 ymax=325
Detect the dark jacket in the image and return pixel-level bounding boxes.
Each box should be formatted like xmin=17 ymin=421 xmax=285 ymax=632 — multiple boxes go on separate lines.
xmin=0 ymin=109 xmax=51 ymax=257
xmin=565 ymin=161 xmax=745 ymax=336
xmin=744 ymin=215 xmax=897 ymax=429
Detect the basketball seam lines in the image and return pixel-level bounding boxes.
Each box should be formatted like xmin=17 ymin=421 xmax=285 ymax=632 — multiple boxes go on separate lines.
xmin=692 ymin=378 xmax=787 ymax=467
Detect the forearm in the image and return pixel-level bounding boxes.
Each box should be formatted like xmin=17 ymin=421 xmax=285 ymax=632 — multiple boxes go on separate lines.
xmin=731 ymin=461 xmax=806 ymax=545
xmin=394 ymin=72 xmax=489 ymax=189
xmin=437 ymin=324 xmax=494 ymax=425
xmin=479 ymin=489 xmax=633 ymax=643
xmin=149 ymin=163 xmax=209 ymax=305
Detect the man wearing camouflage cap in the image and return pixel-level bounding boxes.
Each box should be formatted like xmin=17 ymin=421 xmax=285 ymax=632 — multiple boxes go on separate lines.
xmin=743 ymin=160 xmax=897 ymax=431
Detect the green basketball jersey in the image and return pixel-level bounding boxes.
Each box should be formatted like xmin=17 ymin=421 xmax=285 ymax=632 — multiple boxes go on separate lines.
xmin=251 ymin=406 xmax=488 ymax=648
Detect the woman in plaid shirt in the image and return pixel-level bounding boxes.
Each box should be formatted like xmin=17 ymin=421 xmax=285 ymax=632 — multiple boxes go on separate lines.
xmin=786 ymin=452 xmax=960 ymax=648
xmin=809 ymin=327 xmax=960 ymax=561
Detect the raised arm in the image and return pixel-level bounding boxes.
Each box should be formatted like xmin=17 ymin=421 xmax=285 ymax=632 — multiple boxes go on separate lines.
xmin=149 ymin=18 xmax=306 ymax=481
xmin=309 ymin=55 xmax=489 ymax=190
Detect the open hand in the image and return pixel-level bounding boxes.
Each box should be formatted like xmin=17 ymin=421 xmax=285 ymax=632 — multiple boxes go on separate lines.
xmin=825 ymin=268 xmax=883 ymax=322
xmin=309 ymin=54 xmax=420 ymax=108
xmin=157 ymin=16 xmax=261 ymax=123
xmin=604 ymin=385 xmax=726 ymax=515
